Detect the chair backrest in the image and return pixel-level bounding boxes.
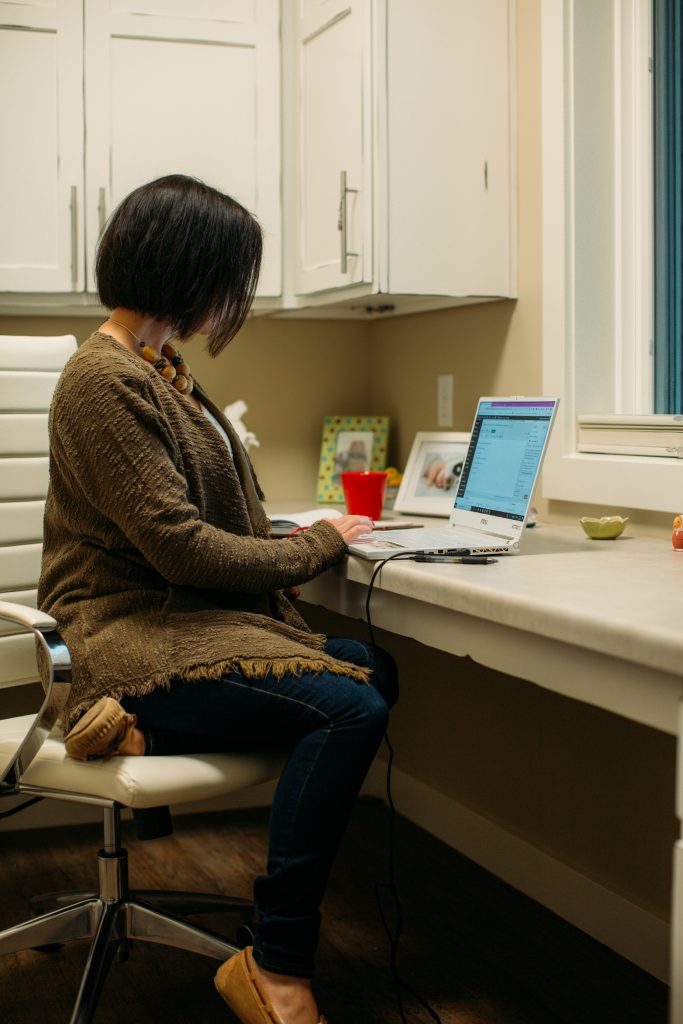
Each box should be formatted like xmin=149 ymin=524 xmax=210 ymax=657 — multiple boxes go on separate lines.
xmin=0 ymin=335 xmax=78 ymax=691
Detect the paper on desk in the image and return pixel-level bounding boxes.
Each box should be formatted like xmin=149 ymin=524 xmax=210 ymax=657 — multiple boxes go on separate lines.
xmin=268 ymin=508 xmax=343 ymax=529
xmin=268 ymin=509 xmax=423 ymax=534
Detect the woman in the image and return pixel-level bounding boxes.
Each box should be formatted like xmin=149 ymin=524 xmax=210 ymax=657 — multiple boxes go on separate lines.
xmin=38 ymin=174 xmax=398 ymax=1024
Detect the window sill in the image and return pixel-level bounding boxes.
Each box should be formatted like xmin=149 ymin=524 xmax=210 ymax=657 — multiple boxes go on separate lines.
xmin=577 ymin=414 xmax=683 ymax=458
xmin=542 ymin=440 xmax=683 ymax=512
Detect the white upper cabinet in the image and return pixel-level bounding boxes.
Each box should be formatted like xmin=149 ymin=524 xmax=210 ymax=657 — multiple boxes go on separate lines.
xmin=385 ymin=0 xmax=513 ymax=300
xmin=0 ymin=0 xmax=280 ymax=299
xmin=0 ymin=0 xmax=84 ymax=292
xmin=294 ymin=0 xmax=372 ymax=293
xmin=85 ymin=0 xmax=281 ymax=297
xmin=1 ymin=0 xmax=515 ymax=318
xmin=285 ymin=0 xmax=516 ymax=315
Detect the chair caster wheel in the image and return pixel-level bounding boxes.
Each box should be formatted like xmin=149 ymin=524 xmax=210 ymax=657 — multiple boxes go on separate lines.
xmin=235 ymin=922 xmax=256 ymax=949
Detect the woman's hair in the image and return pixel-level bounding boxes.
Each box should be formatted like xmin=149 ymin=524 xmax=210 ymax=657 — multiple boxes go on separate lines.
xmin=96 ymin=175 xmax=262 ymax=356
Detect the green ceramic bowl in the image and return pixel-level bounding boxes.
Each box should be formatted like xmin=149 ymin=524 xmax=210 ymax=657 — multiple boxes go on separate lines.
xmin=579 ymin=515 xmax=629 ymax=540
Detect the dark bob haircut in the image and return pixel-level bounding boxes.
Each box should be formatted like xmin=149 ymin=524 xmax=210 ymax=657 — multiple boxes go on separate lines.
xmin=96 ymin=174 xmax=262 ymax=356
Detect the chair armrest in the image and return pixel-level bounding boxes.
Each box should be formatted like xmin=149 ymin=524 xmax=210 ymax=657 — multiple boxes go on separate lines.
xmin=0 ymin=600 xmax=72 ymax=792
xmin=0 ymin=600 xmax=57 ymax=633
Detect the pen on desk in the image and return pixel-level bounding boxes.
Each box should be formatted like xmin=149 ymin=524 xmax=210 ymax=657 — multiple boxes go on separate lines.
xmin=414 ymin=555 xmax=498 ymax=564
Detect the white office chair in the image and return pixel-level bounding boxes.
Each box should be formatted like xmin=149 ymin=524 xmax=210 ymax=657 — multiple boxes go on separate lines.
xmin=0 ymin=335 xmax=283 ymax=1023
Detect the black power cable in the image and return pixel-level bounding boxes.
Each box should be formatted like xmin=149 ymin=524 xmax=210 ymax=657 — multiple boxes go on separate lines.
xmin=0 ymin=796 xmax=43 ymax=821
xmin=364 ymin=553 xmax=443 ymax=1024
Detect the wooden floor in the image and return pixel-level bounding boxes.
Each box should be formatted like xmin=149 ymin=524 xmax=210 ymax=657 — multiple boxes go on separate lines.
xmin=0 ymin=799 xmax=668 ymax=1024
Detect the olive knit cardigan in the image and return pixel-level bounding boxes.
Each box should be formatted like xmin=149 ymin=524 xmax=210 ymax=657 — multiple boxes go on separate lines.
xmin=38 ymin=332 xmax=368 ymax=731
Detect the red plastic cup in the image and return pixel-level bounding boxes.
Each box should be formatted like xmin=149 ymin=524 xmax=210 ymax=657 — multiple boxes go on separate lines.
xmin=341 ymin=471 xmax=388 ymax=522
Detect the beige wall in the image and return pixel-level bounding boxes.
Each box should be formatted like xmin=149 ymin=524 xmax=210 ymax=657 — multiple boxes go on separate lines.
xmin=0 ymin=314 xmax=372 ymax=501
xmin=1 ymin=0 xmax=673 ymax=922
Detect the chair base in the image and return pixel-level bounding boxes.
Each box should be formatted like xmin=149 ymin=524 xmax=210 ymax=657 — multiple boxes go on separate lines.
xmin=29 ymin=888 xmax=254 ymax=921
xmin=0 ymin=806 xmax=251 ymax=1024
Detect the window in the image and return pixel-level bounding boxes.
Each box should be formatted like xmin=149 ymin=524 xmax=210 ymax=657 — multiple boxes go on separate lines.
xmin=653 ymin=0 xmax=683 ymax=413
xmin=542 ymin=0 xmax=683 ymax=512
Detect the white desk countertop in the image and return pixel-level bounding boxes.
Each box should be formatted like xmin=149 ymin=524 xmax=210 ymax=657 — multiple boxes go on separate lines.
xmin=274 ymin=507 xmax=683 ymax=998
xmin=346 ymin=527 xmax=683 ymax=674
xmin=291 ymin=515 xmax=683 ymax=735
xmin=275 ymin=507 xmax=683 ymax=1003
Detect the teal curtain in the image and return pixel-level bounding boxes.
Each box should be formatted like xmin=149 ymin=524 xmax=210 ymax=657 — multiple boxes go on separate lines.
xmin=654 ymin=0 xmax=683 ymax=412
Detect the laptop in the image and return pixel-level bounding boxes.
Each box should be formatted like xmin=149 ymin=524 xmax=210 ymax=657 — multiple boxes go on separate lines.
xmin=348 ymin=397 xmax=559 ymax=560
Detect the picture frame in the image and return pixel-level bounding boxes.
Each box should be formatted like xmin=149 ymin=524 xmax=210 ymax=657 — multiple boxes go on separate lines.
xmin=316 ymin=415 xmax=390 ymax=504
xmin=394 ymin=431 xmax=471 ymax=516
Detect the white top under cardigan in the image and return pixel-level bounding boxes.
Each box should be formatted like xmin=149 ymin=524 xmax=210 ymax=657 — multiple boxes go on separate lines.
xmin=202 ymin=403 xmax=233 ymax=454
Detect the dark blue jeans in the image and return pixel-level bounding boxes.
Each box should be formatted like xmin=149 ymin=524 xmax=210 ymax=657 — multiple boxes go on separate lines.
xmin=123 ymin=637 xmax=398 ymax=977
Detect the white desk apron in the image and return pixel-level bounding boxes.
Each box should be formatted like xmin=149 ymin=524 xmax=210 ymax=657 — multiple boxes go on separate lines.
xmin=299 ymin=524 xmax=683 ymax=1020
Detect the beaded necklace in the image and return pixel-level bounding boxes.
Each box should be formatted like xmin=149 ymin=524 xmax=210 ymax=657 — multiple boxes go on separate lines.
xmin=106 ymin=318 xmax=194 ymax=395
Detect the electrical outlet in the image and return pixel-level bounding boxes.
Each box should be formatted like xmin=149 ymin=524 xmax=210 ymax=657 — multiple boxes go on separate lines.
xmin=437 ymin=374 xmax=453 ymax=427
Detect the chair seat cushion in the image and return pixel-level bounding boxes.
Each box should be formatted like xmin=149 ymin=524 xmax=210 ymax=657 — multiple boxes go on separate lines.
xmin=0 ymin=716 xmax=284 ymax=809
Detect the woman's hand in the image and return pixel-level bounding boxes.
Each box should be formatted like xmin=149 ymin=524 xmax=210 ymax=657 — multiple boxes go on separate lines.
xmin=328 ymin=515 xmax=374 ymax=545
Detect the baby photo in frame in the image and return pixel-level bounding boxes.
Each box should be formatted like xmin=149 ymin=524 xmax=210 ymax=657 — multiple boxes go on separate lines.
xmin=317 ymin=415 xmax=389 ymax=504
xmin=394 ymin=431 xmax=470 ymax=516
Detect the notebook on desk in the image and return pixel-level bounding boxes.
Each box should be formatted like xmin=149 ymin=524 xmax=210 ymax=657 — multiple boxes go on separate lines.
xmin=348 ymin=397 xmax=559 ymax=561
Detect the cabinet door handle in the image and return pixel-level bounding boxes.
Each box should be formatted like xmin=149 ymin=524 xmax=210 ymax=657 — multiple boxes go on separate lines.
xmin=98 ymin=187 xmax=107 ymax=236
xmin=338 ymin=170 xmax=358 ymax=274
xmin=70 ymin=185 xmax=78 ymax=288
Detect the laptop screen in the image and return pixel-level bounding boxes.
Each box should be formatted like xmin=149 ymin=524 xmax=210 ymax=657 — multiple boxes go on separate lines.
xmin=454 ymin=399 xmax=557 ymax=521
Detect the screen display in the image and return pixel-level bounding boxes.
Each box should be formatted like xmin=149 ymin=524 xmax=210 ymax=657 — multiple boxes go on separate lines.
xmin=455 ymin=401 xmax=556 ymax=521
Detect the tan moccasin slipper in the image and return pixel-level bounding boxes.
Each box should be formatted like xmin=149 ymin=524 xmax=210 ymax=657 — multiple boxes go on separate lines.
xmin=214 ymin=946 xmax=327 ymax=1024
xmin=64 ymin=697 xmax=137 ymax=761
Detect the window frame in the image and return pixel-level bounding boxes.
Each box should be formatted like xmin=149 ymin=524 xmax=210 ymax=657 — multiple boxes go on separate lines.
xmin=541 ymin=0 xmax=683 ymax=512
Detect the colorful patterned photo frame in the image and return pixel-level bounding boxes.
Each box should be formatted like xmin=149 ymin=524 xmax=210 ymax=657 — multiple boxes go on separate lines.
xmin=394 ymin=431 xmax=471 ymax=516
xmin=317 ymin=416 xmax=390 ymax=504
